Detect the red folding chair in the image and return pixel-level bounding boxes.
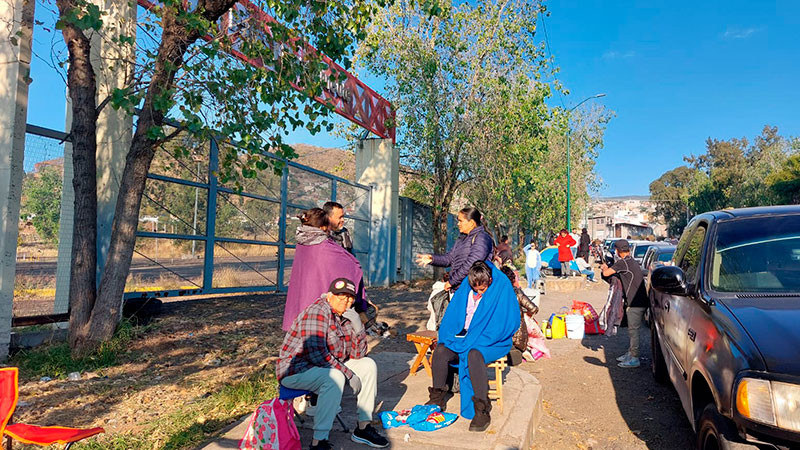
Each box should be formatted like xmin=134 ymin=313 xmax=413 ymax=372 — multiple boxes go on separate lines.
xmin=0 ymin=368 xmax=104 ymax=449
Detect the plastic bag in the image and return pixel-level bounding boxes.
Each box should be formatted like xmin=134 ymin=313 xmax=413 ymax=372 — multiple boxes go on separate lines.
xmin=380 ymin=405 xmax=458 ymax=432
xmin=571 ymin=300 xmax=599 ymax=322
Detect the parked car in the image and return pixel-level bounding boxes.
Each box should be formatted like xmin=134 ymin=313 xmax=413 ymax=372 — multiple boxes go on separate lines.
xmin=649 ymin=205 xmax=800 ymax=449
xmin=642 ymin=244 xmax=676 ymax=280
xmin=602 ymin=238 xmax=623 ymax=262
xmin=630 ymin=240 xmax=656 ymax=266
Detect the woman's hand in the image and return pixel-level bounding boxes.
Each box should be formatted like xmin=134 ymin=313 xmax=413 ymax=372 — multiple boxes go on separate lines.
xmin=416 ymin=253 xmax=433 ymax=266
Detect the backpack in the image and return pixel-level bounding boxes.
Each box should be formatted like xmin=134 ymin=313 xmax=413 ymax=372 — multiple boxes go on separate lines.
xmin=430 ymin=289 xmax=451 ymax=331
xmin=239 ymin=398 xmax=301 ymax=450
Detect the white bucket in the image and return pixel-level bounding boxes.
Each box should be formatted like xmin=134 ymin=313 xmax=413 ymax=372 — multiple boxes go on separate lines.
xmin=566 ymin=314 xmax=585 ymax=340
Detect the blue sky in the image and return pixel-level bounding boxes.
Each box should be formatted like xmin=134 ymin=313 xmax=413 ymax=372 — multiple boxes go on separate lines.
xmin=543 ymin=0 xmax=800 ymax=196
xmin=26 ymin=0 xmax=800 ymax=196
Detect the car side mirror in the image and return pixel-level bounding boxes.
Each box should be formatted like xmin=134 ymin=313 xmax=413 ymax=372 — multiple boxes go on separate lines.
xmin=651 ymin=265 xmax=687 ymax=295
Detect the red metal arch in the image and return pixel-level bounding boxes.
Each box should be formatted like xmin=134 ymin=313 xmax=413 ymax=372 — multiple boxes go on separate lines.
xmin=138 ymin=0 xmax=396 ymax=141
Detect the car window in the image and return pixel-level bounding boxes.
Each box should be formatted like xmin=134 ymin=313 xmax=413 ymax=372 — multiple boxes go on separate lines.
xmin=634 ymin=244 xmax=651 ymax=258
xmin=679 ymin=225 xmax=707 ymax=287
xmin=643 ymin=249 xmax=654 ymax=267
xmin=673 ymin=223 xmax=696 ymax=266
xmin=657 ymin=251 xmax=674 ymax=262
xmin=711 ymin=215 xmax=800 ymax=293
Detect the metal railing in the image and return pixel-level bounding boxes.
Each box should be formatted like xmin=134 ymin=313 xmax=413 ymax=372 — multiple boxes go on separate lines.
xmin=126 ymin=136 xmax=372 ymax=300
xmin=15 ymin=123 xmax=371 ymax=315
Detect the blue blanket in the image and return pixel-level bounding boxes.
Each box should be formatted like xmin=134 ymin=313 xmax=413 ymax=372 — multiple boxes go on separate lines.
xmin=437 ymin=262 xmax=520 ymax=419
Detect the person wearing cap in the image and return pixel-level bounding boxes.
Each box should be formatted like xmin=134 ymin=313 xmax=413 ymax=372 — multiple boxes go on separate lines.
xmin=601 ymin=239 xmax=649 ymax=368
xmin=277 ymin=278 xmax=388 ymax=449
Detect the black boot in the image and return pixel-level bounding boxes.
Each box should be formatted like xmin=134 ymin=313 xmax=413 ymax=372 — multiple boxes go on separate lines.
xmin=425 ymin=387 xmax=448 ymax=412
xmin=469 ymin=396 xmax=492 ymax=432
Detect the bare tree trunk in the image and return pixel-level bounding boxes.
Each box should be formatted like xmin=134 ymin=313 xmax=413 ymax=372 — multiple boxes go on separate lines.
xmin=56 ymin=1 xmax=99 ymax=352
xmin=431 ymin=202 xmax=448 ymax=280
xmin=72 ymin=1 xmax=235 ymax=353
xmin=80 ymin=22 xmax=194 ymax=351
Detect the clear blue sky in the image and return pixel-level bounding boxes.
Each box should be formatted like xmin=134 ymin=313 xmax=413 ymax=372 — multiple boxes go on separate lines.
xmin=543 ymin=0 xmax=800 ymax=196
xmin=26 ymin=0 xmax=800 ymax=196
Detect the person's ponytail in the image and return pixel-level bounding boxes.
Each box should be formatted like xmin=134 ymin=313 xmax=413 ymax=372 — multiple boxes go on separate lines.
xmin=459 ymin=207 xmax=483 ymax=228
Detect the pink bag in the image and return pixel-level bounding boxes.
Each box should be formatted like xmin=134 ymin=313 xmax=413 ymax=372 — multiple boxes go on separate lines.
xmin=239 ymin=398 xmax=301 ymax=450
xmin=523 ymin=315 xmax=551 ymax=360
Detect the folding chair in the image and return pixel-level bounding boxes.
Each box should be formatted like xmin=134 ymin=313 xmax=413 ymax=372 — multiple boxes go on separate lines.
xmin=0 ymin=368 xmax=104 ymax=449
xmin=278 ymin=385 xmax=348 ymax=432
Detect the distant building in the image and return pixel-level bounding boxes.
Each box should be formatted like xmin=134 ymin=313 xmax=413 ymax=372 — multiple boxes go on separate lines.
xmin=586 ymin=215 xmax=654 ymax=240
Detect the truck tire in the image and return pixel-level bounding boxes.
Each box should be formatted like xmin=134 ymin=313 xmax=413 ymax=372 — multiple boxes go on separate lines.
xmin=650 ymin=315 xmax=668 ymax=384
xmin=696 ymin=404 xmax=757 ymax=450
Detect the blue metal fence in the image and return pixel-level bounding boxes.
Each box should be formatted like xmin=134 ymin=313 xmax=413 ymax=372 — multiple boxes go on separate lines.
xmin=125 ymin=135 xmax=372 ymax=300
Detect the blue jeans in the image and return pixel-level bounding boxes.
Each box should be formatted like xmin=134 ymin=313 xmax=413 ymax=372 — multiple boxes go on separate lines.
xmin=525 ymin=266 xmax=539 ymax=288
xmin=580 ymin=269 xmax=595 ymax=281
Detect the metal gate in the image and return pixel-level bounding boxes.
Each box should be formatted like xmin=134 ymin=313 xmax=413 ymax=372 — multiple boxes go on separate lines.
xmin=126 ymin=135 xmax=372 ymax=300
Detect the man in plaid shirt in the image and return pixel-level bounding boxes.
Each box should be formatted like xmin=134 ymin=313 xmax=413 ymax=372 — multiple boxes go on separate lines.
xmin=278 ymin=278 xmax=388 ymax=449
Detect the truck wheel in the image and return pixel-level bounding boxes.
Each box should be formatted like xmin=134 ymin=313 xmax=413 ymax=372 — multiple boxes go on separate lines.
xmin=650 ymin=316 xmax=668 ymax=384
xmin=696 ymin=404 xmax=755 ymax=450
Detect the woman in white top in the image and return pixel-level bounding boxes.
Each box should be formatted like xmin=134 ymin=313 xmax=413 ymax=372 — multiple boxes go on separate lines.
xmin=522 ymin=241 xmax=541 ymax=289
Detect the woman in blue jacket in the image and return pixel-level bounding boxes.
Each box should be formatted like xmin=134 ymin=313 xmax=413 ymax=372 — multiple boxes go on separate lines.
xmin=416 ymin=207 xmax=494 ymax=291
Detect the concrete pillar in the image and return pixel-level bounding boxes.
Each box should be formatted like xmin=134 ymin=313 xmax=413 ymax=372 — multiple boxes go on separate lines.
xmin=53 ymin=99 xmax=75 ymax=314
xmin=92 ymin=0 xmax=136 ymax=281
xmin=356 ymin=138 xmax=398 ymax=287
xmin=54 ymin=0 xmax=136 ymax=314
xmin=0 ymin=0 xmax=34 ymax=357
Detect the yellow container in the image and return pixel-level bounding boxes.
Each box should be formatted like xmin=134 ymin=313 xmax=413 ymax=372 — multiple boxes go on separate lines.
xmin=550 ymin=314 xmax=567 ymax=339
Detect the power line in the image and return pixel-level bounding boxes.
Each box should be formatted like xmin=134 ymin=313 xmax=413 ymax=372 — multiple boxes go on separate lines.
xmin=539 ymin=9 xmax=566 ymax=110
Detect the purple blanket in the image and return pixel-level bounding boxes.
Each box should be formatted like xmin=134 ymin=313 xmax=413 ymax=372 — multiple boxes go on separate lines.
xmin=282 ymin=239 xmax=367 ymax=331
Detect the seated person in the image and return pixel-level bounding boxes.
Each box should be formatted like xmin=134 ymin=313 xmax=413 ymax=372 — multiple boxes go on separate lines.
xmin=500 ymin=266 xmax=538 ymax=361
xmin=425 ymin=261 xmax=520 ymax=432
xmin=575 ymin=257 xmax=598 ymax=282
xmin=277 ymin=278 xmax=388 ymax=450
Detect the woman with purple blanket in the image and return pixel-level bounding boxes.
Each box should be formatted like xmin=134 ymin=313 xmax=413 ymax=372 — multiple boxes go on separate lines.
xmin=282 ymin=208 xmax=368 ymax=332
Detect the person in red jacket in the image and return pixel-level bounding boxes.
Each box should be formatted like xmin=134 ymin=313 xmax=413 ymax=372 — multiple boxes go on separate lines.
xmin=554 ymin=228 xmax=576 ymax=279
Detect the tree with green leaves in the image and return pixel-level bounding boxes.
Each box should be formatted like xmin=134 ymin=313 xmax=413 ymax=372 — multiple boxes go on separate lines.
xmin=20 ymin=167 xmax=63 ymax=244
xmin=649 ymin=165 xmax=695 ymax=237
xmin=767 ymin=153 xmax=800 ymax=204
xmin=651 ymin=126 xmax=797 ymax=235
xmin=52 ymin=0 xmax=389 ymax=354
xmin=357 ymin=0 xmax=553 ymax=256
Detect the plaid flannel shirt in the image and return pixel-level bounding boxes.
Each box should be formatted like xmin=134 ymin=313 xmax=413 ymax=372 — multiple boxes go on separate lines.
xmin=276 ymin=295 xmax=368 ymax=381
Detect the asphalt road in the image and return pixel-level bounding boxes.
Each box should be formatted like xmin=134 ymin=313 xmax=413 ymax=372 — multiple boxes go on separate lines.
xmin=15 ymin=256 xmax=295 ymax=285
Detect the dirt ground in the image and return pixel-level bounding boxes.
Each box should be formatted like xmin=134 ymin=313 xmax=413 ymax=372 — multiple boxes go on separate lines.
xmin=10 ymin=277 xmax=697 ymax=449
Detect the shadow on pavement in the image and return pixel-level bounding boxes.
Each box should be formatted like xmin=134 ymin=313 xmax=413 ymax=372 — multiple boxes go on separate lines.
xmin=581 ymin=325 xmax=695 ymax=449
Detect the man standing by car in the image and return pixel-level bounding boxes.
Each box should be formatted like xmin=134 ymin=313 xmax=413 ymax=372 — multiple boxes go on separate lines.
xmin=601 ymin=239 xmax=648 ymax=368
xmin=324 ymin=201 xmax=354 ymax=254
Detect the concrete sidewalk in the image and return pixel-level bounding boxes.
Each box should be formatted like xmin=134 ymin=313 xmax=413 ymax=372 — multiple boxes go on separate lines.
xmin=200 ymin=352 xmax=542 ymax=450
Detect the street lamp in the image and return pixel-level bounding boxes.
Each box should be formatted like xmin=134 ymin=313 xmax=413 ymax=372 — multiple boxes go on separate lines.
xmin=566 ymin=93 xmax=606 ymax=230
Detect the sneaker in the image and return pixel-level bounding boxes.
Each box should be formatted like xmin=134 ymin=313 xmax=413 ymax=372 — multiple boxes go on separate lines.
xmin=351 ymin=424 xmax=389 ymax=448
xmin=618 ymin=357 xmax=640 ymax=368
xmin=616 ymin=352 xmax=631 ymax=362
xmin=310 ymin=440 xmax=332 ymax=450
